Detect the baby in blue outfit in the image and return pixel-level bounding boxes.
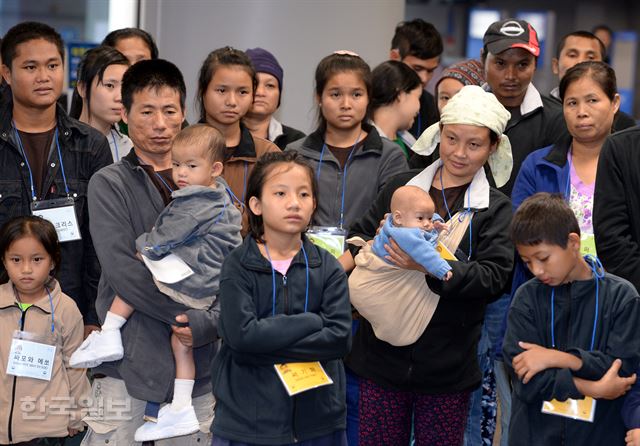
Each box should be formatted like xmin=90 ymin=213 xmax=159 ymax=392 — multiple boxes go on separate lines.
xmin=373 ymin=185 xmax=452 ymax=280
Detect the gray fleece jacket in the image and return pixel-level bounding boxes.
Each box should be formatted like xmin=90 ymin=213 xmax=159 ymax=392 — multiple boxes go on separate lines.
xmin=87 ymin=150 xmax=220 ymax=402
xmin=286 ymin=124 xmax=409 ymax=230
xmin=136 ymin=181 xmax=242 ymax=308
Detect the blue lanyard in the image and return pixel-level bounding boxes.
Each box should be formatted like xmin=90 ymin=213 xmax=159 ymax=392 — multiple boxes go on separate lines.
xmin=315 ymin=132 xmax=362 ymax=228
xmin=136 ymin=156 xmax=175 ymax=193
xmin=439 ymin=167 xmax=454 ymax=221
xmin=564 ymin=151 xmax=572 ymax=200
xmin=226 ymin=187 xmax=246 ymax=211
xmin=46 ymin=286 xmax=54 ymax=334
xmin=14 ymin=285 xmax=55 ymax=333
xmin=263 ymin=240 xmax=309 ymax=316
xmin=154 ymin=172 xmax=174 ymax=193
xmin=550 ymin=255 xmax=604 ymax=350
xmin=110 ymin=128 xmax=119 ymax=161
xmin=439 ymin=166 xmax=473 ymax=260
xmin=13 ymin=123 xmax=70 ymax=201
xmin=242 ymin=161 xmax=248 ymax=204
xmin=224 ymin=162 xmax=248 ymax=211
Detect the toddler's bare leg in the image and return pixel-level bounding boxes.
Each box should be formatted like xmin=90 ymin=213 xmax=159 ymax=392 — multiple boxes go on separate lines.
xmin=171 ymin=333 xmax=195 ymax=380
xmin=109 ymin=295 xmax=135 ymax=319
xmin=170 ymin=333 xmax=195 ymax=412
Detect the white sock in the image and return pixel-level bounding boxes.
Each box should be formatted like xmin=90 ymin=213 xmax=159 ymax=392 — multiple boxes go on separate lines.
xmin=171 ymin=379 xmax=194 ymax=410
xmin=102 ymin=311 xmax=127 ymax=331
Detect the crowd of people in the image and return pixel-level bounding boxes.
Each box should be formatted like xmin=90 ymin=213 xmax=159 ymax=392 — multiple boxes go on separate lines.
xmin=0 ymin=14 xmax=640 ymax=446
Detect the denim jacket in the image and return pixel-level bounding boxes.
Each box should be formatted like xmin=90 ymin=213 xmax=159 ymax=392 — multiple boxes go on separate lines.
xmin=136 ymin=180 xmax=242 ymax=304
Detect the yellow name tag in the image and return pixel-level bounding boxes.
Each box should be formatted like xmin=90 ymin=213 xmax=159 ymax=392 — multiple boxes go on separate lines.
xmin=436 ymin=241 xmax=457 ymax=261
xmin=580 ymin=233 xmax=597 ymax=258
xmin=541 ymin=397 xmax=596 ymax=423
xmin=274 ymin=361 xmax=333 ymax=396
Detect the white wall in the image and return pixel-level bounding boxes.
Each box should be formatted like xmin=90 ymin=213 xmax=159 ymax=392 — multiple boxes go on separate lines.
xmin=139 ymin=0 xmax=405 ymax=133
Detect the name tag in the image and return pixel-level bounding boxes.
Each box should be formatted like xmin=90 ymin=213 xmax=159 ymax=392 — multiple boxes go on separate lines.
xmin=580 ymin=233 xmax=597 ymax=258
xmin=274 ymin=361 xmax=333 ymax=396
xmin=541 ymin=397 xmax=596 ymax=423
xmin=141 ymin=253 xmax=194 ymax=284
xmin=436 ymin=241 xmax=457 ymax=261
xmin=306 ymin=226 xmax=347 ymax=258
xmin=7 ymin=331 xmax=56 ymax=381
xmin=31 ymin=197 xmax=81 ymax=242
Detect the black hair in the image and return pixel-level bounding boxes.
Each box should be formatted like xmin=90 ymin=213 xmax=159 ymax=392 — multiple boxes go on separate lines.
xmin=559 ymin=60 xmax=617 ymax=102
xmin=197 ymin=47 xmax=257 ymax=122
xmin=511 ymin=192 xmax=580 ymax=248
xmin=555 ymin=30 xmax=606 ymax=60
xmin=0 ymin=216 xmax=61 ymax=284
xmin=121 ymin=59 xmax=186 ymax=113
xmin=489 ymin=130 xmax=500 ymax=146
xmin=1 ymin=21 xmax=64 ymax=69
xmin=370 ymin=60 xmax=421 ymax=112
xmin=69 ymin=46 xmax=130 ymax=119
xmin=246 ymin=151 xmax=317 ymax=243
xmin=592 ymin=24 xmax=613 ymax=39
xmin=391 ymin=19 xmax=443 ymax=60
xmin=314 ymin=52 xmax=372 ymax=131
xmin=101 ymin=28 xmax=159 ymax=60
xmin=173 ymin=124 xmax=225 ymax=163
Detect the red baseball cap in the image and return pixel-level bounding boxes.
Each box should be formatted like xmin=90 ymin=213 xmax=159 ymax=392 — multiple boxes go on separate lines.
xmin=483 ymin=19 xmax=540 ymax=57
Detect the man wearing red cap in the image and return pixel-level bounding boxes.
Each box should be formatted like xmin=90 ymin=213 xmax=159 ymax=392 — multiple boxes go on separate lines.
xmin=482 ymin=18 xmax=567 ymax=197
xmin=477 ymin=18 xmax=568 ymax=446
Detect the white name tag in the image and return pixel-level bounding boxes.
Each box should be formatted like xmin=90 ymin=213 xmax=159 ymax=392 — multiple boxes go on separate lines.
xmin=31 ymin=197 xmax=81 ymax=242
xmin=141 ymin=253 xmax=194 ymax=284
xmin=7 ymin=332 xmax=56 ymax=381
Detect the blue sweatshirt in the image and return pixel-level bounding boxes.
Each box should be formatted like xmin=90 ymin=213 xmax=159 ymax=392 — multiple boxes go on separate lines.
xmin=372 ymin=214 xmax=451 ymax=279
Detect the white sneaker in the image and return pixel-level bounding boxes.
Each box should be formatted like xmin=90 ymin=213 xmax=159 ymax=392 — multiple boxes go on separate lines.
xmin=134 ymin=404 xmax=200 ymax=442
xmin=69 ymin=329 xmax=124 ymax=368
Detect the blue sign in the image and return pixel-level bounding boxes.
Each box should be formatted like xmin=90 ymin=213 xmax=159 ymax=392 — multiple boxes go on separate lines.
xmin=611 ymin=31 xmax=637 ymax=115
xmin=67 ymin=42 xmax=98 ymax=89
xmin=466 ymin=9 xmax=501 ymax=59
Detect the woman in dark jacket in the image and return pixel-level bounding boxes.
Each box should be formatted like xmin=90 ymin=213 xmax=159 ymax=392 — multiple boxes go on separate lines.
xmin=345 ymin=85 xmax=514 ymax=445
